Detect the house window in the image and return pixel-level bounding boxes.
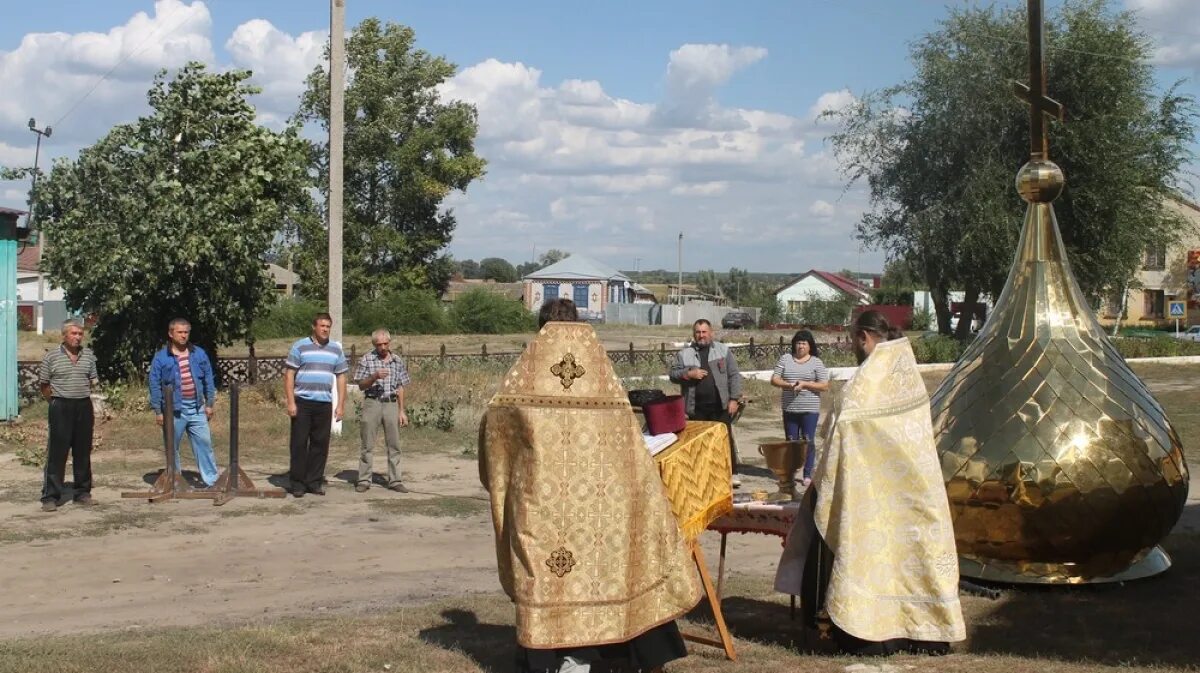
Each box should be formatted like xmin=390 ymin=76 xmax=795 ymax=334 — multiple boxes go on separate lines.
xmin=1143 ymin=244 xmax=1166 ymax=271
xmin=573 ymin=283 xmax=589 ymax=308
xmin=1104 ymin=291 xmax=1124 ymax=318
xmin=543 ymin=284 xmax=559 ymax=302
xmin=1143 ymin=289 xmax=1165 ymax=318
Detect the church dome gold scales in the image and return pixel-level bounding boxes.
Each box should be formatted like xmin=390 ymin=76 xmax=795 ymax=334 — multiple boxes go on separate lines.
xmin=928 ymin=0 xmax=1189 ymax=584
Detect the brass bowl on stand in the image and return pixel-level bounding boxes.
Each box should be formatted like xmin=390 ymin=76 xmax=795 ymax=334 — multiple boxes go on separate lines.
xmin=758 ymin=439 xmax=808 ymax=502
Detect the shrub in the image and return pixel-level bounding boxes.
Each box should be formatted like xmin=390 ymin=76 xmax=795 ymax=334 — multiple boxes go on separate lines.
xmin=911 ymin=334 xmax=967 ymax=364
xmin=1114 ymin=336 xmax=1200 ymax=359
xmin=911 ymin=307 xmax=933 ymax=331
xmin=252 ymin=297 xmax=328 ymax=340
xmin=449 ymin=289 xmax=536 ymax=334
xmin=348 ymin=289 xmax=450 ymax=335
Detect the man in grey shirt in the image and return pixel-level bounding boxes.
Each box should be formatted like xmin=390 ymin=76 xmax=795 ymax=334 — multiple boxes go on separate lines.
xmin=669 ymin=319 xmax=744 ymax=483
xmin=38 ymin=318 xmax=99 ymax=512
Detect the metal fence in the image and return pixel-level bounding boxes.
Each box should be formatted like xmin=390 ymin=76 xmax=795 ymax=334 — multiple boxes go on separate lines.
xmin=16 ymin=337 xmax=854 ymax=397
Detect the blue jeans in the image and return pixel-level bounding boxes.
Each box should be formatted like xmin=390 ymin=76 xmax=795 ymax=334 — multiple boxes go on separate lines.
xmin=172 ymin=402 xmax=219 ymax=486
xmin=783 ymin=411 xmax=819 ymax=479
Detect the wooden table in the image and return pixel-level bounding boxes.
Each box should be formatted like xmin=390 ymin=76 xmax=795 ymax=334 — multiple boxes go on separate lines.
xmin=708 ymin=500 xmax=802 ymax=618
xmin=653 ymin=421 xmax=737 ymax=661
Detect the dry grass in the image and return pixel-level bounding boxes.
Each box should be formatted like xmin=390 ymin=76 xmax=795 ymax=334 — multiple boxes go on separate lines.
xmin=368 ymin=495 xmax=490 ymax=519
xmin=1 ymin=533 xmax=1198 ymax=672
xmin=0 ymin=359 xmax=1198 ymax=670
xmin=0 ymin=509 xmax=174 ymax=544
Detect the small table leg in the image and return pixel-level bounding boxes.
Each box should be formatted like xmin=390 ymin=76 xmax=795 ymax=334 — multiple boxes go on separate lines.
xmin=790 ymin=594 xmax=796 ymax=621
xmin=716 ymin=532 xmax=728 ymax=600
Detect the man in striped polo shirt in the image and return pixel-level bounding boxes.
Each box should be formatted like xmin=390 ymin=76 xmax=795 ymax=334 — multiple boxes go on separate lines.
xmin=284 ymin=313 xmax=348 ymax=497
xmin=38 ymin=318 xmax=99 ymax=512
xmin=148 ymin=318 xmax=220 ymax=487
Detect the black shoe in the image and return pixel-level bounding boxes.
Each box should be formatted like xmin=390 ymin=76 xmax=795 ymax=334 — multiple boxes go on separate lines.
xmin=41 ymin=500 xmax=58 ymax=512
xmin=308 ymin=486 xmax=326 ymax=496
xmin=291 ymin=487 xmax=305 ymax=498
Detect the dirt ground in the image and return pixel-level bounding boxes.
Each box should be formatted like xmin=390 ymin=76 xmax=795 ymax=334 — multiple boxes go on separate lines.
xmin=0 ymin=364 xmax=1197 ymax=650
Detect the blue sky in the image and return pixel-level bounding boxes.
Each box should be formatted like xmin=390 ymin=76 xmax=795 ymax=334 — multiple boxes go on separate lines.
xmin=2 ymin=0 xmax=1198 ymax=274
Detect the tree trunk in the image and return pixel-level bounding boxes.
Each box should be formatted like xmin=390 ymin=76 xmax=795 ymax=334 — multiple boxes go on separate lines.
xmin=1111 ymin=282 xmax=1128 ymax=337
xmin=931 ymin=284 xmax=953 ymax=335
xmin=954 ymin=284 xmax=980 ymax=340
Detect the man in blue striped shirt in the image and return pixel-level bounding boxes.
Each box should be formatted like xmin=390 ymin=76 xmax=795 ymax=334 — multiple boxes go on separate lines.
xmin=284 ymin=313 xmax=348 ymax=497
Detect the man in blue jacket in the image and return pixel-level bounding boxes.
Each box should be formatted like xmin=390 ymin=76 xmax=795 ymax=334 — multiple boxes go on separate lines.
xmin=149 ymin=318 xmax=220 ymax=487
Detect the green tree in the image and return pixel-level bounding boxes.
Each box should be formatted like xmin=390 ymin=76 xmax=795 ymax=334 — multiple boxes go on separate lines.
xmin=449 ymin=288 xmax=535 ymax=334
xmin=32 ymin=63 xmax=313 ymax=377
xmin=479 ymin=257 xmax=518 ymax=282
xmin=456 ymin=258 xmax=482 ymax=279
xmin=696 ymin=269 xmax=721 ymax=297
xmin=538 ymin=249 xmax=570 ymax=267
xmin=295 ymin=18 xmax=486 ymax=303
xmin=719 ymin=267 xmax=753 ymax=303
xmin=827 ymin=0 xmax=1196 ymax=336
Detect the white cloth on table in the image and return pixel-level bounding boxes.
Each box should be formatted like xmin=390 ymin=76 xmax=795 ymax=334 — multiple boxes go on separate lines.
xmin=642 ymin=432 xmax=678 ymax=456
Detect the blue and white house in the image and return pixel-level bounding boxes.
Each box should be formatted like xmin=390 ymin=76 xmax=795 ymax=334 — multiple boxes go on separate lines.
xmin=522 ymin=255 xmax=640 ymax=320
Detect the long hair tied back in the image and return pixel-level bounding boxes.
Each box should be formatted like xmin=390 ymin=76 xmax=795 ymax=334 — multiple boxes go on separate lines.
xmin=853 ymin=310 xmax=904 ymax=341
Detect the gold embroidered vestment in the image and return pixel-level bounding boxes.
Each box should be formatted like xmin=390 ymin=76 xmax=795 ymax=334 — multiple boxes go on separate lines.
xmin=479 ymin=322 xmax=701 ymax=649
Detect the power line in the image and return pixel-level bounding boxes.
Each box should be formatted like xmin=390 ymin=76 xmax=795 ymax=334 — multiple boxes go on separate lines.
xmin=51 ymin=3 xmax=202 ymax=128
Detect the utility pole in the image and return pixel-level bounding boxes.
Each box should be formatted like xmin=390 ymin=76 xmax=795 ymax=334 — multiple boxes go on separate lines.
xmin=676 ymin=232 xmax=683 ymax=325
xmin=634 ymin=257 xmax=640 ymax=281
xmin=27 ymin=118 xmax=51 ymax=335
xmin=328 ymin=0 xmax=345 ymax=345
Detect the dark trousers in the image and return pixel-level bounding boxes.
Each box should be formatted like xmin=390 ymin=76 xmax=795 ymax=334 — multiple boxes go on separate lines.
xmin=41 ymin=397 xmax=95 ymax=503
xmin=784 ymin=411 xmax=820 ymax=478
xmin=289 ymin=398 xmax=332 ymax=491
xmin=689 ymin=403 xmax=740 ymax=473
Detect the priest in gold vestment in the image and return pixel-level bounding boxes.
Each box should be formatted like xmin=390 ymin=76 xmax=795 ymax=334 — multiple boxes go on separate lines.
xmin=775 ymin=310 xmax=966 ymax=655
xmin=480 ymin=299 xmax=701 ymax=673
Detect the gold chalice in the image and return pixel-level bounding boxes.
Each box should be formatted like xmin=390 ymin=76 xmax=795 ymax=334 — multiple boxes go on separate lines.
xmin=758 ymin=439 xmax=808 ymax=502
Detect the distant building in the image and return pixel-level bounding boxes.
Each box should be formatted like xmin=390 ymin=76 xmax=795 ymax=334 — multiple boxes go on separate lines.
xmin=1097 ymin=197 xmax=1200 ymax=329
xmin=522 ymin=255 xmax=639 ymax=319
xmin=265 ymin=263 xmax=301 ymax=297
xmin=15 ymin=242 xmax=69 ymax=332
xmin=441 ymin=278 xmax=524 ymax=303
xmin=631 ymin=282 xmax=658 ymax=304
xmin=774 ymin=269 xmax=871 ymax=320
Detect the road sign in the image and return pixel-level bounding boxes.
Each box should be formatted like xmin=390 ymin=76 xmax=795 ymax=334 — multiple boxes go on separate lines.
xmin=1168 ymin=301 xmax=1186 ymax=318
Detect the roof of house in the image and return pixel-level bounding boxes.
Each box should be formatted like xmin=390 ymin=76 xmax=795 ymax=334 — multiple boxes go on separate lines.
xmin=442 ymin=279 xmax=524 ymax=302
xmin=775 ymin=269 xmax=871 ymax=300
xmin=16 ymin=243 xmax=40 ymax=271
xmin=0 ymin=206 xmax=27 ymax=217
xmin=265 ymin=262 xmax=300 ymax=287
xmin=522 ymin=254 xmax=632 ymax=282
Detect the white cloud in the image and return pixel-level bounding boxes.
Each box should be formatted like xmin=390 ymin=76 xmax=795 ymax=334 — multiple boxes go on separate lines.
xmin=225 ymin=19 xmax=326 ymax=127
xmin=0 ymin=0 xmax=213 ymax=149
xmin=807 ymin=89 xmax=857 ymax=123
xmin=1126 ymin=0 xmax=1200 ymax=69
xmin=655 ymin=44 xmax=768 ymax=129
xmin=809 ymin=200 xmax=836 ymax=218
xmin=0 ymin=3 xmax=879 ymax=274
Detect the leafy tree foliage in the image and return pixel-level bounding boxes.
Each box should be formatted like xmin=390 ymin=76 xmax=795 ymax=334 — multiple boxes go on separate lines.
xmin=538 ymin=249 xmax=570 ymax=266
xmin=455 ymin=258 xmax=482 ymax=279
xmin=827 ymin=1 xmax=1196 ymax=335
xmin=295 ymin=18 xmax=486 ymax=303
xmin=449 ymin=288 xmax=535 ymax=334
xmin=33 ymin=63 xmax=313 ymax=377
xmin=348 ymin=288 xmax=450 ymax=334
xmin=479 ymin=257 xmax=518 ymax=283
